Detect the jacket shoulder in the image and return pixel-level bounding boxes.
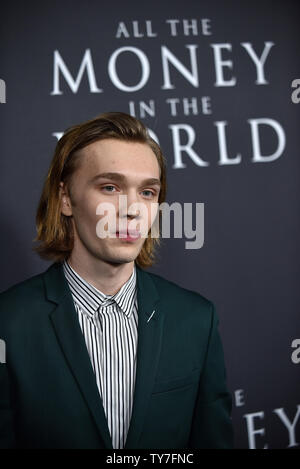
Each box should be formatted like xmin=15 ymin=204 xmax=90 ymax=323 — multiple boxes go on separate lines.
xmin=146 ymin=269 xmax=214 ymax=312
xmin=0 ymin=271 xmax=44 ymax=301
xmin=0 ymin=267 xmax=51 ymax=323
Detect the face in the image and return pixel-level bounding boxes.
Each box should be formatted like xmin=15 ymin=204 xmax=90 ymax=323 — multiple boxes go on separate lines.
xmin=60 ymin=139 xmax=161 ymax=266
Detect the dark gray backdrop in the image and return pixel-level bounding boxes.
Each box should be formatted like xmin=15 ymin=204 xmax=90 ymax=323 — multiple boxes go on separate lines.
xmin=0 ymin=0 xmax=299 ymax=449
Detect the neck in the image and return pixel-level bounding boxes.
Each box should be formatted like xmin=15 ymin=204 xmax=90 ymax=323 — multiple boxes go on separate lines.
xmin=67 ymin=252 xmax=135 ymax=296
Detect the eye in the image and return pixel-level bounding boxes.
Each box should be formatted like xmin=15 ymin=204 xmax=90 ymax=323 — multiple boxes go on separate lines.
xmin=102 ymin=185 xmax=117 ymax=192
xmin=141 ymin=190 xmax=156 ymax=198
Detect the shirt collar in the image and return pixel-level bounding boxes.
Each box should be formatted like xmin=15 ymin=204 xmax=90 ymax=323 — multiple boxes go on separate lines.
xmin=62 ymin=260 xmax=137 ymax=318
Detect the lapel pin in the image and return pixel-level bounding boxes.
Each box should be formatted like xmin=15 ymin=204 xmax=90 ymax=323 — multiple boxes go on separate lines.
xmin=147 ymin=310 xmax=156 ymax=323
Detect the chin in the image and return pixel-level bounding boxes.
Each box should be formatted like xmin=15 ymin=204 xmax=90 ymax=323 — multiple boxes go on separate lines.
xmin=105 ymin=256 xmax=137 ymax=266
xmin=103 ymin=248 xmax=140 ymax=265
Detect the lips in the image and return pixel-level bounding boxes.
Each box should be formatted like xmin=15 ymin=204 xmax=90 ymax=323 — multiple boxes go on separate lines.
xmin=116 ymin=230 xmax=141 ymax=239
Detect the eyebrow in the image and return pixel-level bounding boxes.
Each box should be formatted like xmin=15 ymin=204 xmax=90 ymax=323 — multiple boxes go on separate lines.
xmin=89 ymin=172 xmax=161 ymax=187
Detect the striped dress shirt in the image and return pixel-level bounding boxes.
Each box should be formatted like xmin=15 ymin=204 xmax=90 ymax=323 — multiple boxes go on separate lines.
xmin=62 ymin=260 xmax=138 ymax=449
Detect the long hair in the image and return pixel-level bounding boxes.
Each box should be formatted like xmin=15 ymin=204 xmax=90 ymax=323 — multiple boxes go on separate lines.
xmin=33 ymin=112 xmax=167 ymax=268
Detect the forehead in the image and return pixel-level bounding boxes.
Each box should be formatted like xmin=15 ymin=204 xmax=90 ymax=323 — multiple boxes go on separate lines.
xmin=77 ymin=138 xmax=160 ymax=179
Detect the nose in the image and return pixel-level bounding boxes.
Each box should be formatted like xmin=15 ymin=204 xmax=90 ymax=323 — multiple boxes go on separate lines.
xmin=127 ymin=203 xmax=140 ymax=219
xmin=118 ymin=191 xmax=141 ymax=220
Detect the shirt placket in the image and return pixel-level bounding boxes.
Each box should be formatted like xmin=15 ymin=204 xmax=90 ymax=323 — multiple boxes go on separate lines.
xmin=97 ymin=300 xmax=119 ymax=446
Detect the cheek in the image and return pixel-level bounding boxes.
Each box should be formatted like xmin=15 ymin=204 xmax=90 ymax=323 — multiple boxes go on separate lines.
xmin=73 ymin=194 xmax=100 ymax=227
xmin=148 ymin=202 xmax=159 ymax=226
xmin=147 ymin=203 xmax=160 ymax=238
xmin=137 ymin=202 xmax=158 ymax=229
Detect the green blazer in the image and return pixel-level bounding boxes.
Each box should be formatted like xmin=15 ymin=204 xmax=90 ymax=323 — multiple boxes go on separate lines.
xmin=0 ymin=262 xmax=234 ymax=449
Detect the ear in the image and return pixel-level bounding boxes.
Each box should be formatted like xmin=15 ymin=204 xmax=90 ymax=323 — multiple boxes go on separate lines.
xmin=59 ymin=181 xmax=73 ymax=216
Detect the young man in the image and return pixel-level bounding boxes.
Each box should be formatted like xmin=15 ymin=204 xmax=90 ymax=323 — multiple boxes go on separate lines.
xmin=0 ymin=112 xmax=234 ymax=449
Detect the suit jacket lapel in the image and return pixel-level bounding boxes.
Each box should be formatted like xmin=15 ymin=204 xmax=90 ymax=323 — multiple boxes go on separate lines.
xmin=125 ymin=266 xmax=165 ymax=449
xmin=43 ymin=262 xmax=165 ymax=450
xmin=44 ymin=263 xmax=113 ymax=449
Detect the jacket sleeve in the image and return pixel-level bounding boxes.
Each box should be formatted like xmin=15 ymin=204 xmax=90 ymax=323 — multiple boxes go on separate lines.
xmin=0 ymin=363 xmax=16 ymax=448
xmin=188 ymin=302 xmax=234 ymax=448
